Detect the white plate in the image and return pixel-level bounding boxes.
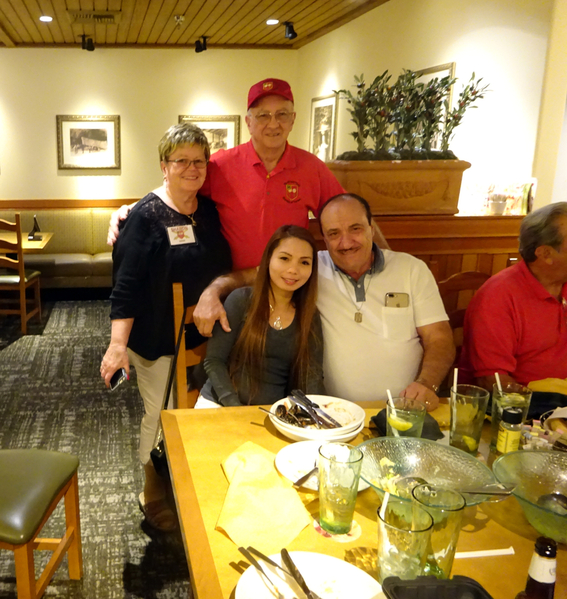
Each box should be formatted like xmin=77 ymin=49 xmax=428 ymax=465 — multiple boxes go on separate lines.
xmin=272 ymin=418 xmax=364 ymax=443
xmin=235 ymin=551 xmax=383 ymax=599
xmin=275 ymin=440 xmax=370 ymax=492
xmin=270 ymin=395 xmax=366 ymax=436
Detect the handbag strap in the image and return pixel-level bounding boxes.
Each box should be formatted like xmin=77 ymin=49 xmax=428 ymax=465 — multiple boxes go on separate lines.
xmin=160 ymin=304 xmax=188 ymax=412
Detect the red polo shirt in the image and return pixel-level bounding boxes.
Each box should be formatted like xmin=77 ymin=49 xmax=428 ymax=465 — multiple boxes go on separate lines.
xmin=201 ymin=141 xmax=344 ymax=269
xmin=460 ymin=260 xmax=567 ymax=384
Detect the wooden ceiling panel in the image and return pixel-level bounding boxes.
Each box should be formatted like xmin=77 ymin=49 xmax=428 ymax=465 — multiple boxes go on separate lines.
xmin=0 ymin=0 xmax=388 ymax=48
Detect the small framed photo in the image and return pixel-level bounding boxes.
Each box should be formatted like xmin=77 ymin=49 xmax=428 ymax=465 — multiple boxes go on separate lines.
xmin=415 ymin=62 xmax=456 ymax=109
xmin=56 ymin=115 xmax=121 ymax=170
xmin=309 ymin=94 xmax=338 ymax=162
xmin=178 ymin=115 xmax=241 ymax=154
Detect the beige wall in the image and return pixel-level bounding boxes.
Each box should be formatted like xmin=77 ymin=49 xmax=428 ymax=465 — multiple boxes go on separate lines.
xmin=0 ymin=0 xmax=557 ymax=205
xmin=293 ymin=0 xmax=553 ymax=208
xmin=0 ymin=48 xmax=297 ymax=199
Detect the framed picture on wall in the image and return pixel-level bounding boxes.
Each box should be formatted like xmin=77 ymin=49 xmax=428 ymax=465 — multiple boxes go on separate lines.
xmin=309 ymin=94 xmax=337 ymax=162
xmin=178 ymin=115 xmax=241 ymax=154
xmin=56 ymin=115 xmax=121 ymax=170
xmin=415 ymin=62 xmax=456 ymax=150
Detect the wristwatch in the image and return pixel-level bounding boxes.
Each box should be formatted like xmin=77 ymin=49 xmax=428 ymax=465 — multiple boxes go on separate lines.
xmin=414 ymin=377 xmax=439 ymax=394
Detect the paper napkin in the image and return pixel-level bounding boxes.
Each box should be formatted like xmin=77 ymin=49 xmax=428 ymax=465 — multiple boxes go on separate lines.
xmin=216 ymin=441 xmax=311 ymax=552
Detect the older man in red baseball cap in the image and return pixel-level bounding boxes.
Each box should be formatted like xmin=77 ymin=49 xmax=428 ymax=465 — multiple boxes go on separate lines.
xmin=107 ymin=78 xmax=388 ymax=332
xmin=108 ymin=76 xmax=344 ymax=266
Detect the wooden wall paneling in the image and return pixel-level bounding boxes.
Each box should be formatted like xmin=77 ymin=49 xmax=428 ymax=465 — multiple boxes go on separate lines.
xmin=461 ymin=254 xmax=479 ymax=271
xmin=476 ymin=253 xmax=494 ymax=275
xmin=492 ymin=254 xmax=511 ymax=274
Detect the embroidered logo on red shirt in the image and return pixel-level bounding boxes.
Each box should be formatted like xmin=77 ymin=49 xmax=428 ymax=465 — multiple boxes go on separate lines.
xmin=263 ymin=82 xmax=274 ymax=91
xmin=284 ymin=181 xmax=300 ymax=203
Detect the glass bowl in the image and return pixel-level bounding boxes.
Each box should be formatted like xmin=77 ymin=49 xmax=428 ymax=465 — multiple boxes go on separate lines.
xmin=358 ymin=437 xmax=496 ymax=506
xmin=493 ymin=450 xmax=567 ymax=544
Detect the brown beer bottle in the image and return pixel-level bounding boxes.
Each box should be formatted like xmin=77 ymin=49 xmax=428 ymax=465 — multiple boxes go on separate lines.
xmin=515 ymin=537 xmax=557 ymax=599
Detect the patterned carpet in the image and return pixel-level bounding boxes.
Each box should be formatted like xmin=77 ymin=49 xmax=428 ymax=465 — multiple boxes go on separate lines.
xmin=0 ymin=301 xmax=190 ymax=598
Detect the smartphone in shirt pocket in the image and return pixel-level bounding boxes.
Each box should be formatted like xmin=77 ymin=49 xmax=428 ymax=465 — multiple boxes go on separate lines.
xmin=385 ymin=292 xmax=410 ymax=308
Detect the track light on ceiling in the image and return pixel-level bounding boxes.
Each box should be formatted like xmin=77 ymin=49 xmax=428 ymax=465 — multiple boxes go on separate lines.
xmin=195 ymin=36 xmax=208 ymax=53
xmin=284 ymin=22 xmax=297 ymax=40
xmin=80 ymin=34 xmax=95 ymax=51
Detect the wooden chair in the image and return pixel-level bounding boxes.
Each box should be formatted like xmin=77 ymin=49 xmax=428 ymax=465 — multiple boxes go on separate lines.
xmin=0 ymin=449 xmax=82 ymax=599
xmin=0 ymin=213 xmax=41 ymax=334
xmin=438 ymin=270 xmax=491 ymax=358
xmin=173 ymin=282 xmax=208 ymax=409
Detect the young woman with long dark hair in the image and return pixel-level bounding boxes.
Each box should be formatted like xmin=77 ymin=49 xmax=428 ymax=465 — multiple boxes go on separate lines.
xmin=198 ymin=224 xmax=325 ymax=406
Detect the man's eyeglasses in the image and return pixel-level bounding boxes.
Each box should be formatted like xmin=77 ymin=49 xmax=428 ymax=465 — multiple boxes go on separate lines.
xmin=166 ymin=158 xmax=208 ymax=169
xmin=252 ymin=111 xmax=294 ymax=125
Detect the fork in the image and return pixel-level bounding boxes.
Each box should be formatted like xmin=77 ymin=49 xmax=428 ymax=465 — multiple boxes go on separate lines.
xmin=238 ymin=547 xmax=287 ymax=598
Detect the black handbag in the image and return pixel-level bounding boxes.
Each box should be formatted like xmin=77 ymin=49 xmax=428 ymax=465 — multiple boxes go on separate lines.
xmin=150 ymin=305 xmax=188 ymax=478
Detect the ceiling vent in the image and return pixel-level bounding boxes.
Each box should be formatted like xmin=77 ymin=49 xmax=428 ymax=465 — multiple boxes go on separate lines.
xmin=68 ymin=11 xmax=122 ymax=25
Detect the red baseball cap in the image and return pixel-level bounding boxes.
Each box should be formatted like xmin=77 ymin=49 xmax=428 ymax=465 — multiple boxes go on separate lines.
xmin=247 ymin=78 xmax=294 ymax=109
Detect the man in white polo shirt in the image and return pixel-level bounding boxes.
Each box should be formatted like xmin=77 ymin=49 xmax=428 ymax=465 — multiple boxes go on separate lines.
xmin=317 ymin=193 xmax=455 ymax=410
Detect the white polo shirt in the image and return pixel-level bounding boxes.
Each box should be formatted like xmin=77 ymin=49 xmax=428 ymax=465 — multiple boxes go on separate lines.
xmin=317 ymin=249 xmax=448 ymax=402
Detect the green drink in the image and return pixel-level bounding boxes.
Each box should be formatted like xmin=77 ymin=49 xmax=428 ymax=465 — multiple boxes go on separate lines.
xmin=386 ymin=397 xmax=426 ymax=438
xmin=318 ymin=443 xmax=363 ymax=534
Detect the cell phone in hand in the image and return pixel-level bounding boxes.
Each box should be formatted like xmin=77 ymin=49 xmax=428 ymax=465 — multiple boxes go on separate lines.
xmin=109 ymin=368 xmax=128 ymax=391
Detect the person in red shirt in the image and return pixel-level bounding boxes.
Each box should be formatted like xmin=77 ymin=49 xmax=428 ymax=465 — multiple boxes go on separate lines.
xmin=460 ymin=202 xmax=567 ymax=395
xmin=108 ymin=78 xmax=388 ymax=334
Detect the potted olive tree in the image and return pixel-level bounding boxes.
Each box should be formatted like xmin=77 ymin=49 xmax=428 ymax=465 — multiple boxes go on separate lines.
xmin=329 ymin=70 xmax=488 ymax=215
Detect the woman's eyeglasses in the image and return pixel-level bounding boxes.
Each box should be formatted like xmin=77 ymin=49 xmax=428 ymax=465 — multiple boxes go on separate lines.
xmin=166 ymin=158 xmax=208 ymax=169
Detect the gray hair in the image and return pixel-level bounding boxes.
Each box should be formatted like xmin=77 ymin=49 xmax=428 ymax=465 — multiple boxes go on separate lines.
xmin=158 ymin=123 xmax=210 ymax=163
xmin=519 ymin=202 xmax=567 ymax=262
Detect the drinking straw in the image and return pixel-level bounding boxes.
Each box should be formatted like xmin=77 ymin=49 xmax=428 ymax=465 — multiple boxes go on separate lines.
xmin=386 ymin=390 xmax=399 ymax=437
xmin=453 ymin=368 xmax=458 ymax=393
xmin=455 ymin=546 xmax=514 ymax=559
xmin=495 ymin=372 xmax=503 ymax=393
xmin=379 ymin=491 xmax=390 ymax=520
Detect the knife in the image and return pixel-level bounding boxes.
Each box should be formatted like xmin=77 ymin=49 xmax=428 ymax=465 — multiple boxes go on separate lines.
xmin=292 ymin=466 xmax=318 ymax=488
xmin=291 ymin=390 xmax=342 ymax=429
xmin=238 ymin=547 xmax=283 ymax=597
xmin=246 ymin=546 xmax=292 ymax=576
xmin=280 ymin=548 xmax=321 ymax=599
xmin=287 ymin=395 xmax=325 ymax=429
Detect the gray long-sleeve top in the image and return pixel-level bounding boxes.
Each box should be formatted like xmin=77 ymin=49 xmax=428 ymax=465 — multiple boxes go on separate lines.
xmin=201 ymin=287 xmax=325 ymax=406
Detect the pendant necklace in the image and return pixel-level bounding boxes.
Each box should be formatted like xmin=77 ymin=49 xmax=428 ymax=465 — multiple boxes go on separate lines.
xmin=185 ymin=211 xmax=197 ymax=227
xmin=340 ymin=271 xmax=372 ymax=323
xmin=269 ymin=303 xmax=283 ymax=330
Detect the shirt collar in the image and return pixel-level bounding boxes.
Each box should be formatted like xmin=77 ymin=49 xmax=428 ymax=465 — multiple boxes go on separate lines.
xmin=248 ymin=140 xmax=294 ymax=173
xmin=520 ymin=259 xmax=567 ymax=302
xmin=332 ymin=243 xmax=385 ymax=279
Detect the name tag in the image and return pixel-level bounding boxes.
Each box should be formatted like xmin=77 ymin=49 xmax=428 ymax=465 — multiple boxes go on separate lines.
xmin=167 ymin=225 xmax=196 ymax=246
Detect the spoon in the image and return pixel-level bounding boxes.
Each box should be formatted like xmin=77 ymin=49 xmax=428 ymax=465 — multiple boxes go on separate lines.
xmin=537 ymin=492 xmax=567 ymax=516
xmin=396 ymin=476 xmax=515 ymax=498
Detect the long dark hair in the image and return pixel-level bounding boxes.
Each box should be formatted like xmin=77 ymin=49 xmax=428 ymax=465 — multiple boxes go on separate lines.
xmin=229 ymin=225 xmax=320 ymax=403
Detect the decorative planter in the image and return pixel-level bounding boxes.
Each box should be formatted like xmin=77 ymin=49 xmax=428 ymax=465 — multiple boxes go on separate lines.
xmin=327 ymin=159 xmax=471 ymax=216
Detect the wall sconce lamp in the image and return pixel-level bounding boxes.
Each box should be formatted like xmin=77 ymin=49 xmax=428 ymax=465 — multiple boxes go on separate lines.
xmin=80 ymin=34 xmax=95 ymax=51
xmin=284 ymin=22 xmax=297 ymax=40
xmin=195 ymin=36 xmax=208 ymax=53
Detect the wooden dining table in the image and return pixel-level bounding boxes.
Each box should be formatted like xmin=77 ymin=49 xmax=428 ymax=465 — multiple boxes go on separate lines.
xmin=161 ymin=403 xmax=566 ymax=599
xmin=0 ymin=231 xmax=53 ymax=253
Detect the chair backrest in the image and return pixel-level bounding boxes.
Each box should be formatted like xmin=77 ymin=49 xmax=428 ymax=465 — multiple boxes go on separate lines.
xmin=438 ymin=270 xmax=491 ymax=349
xmin=0 ymin=213 xmax=25 ymax=282
xmin=172 ymin=282 xmax=207 ymax=409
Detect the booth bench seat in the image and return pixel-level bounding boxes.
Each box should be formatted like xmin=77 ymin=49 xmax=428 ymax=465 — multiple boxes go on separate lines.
xmin=0 ymin=208 xmax=114 ymax=288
